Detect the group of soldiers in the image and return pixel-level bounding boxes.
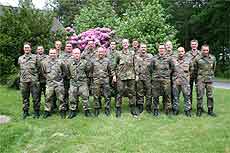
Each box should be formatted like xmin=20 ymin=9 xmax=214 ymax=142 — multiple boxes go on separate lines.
xmin=18 ymin=39 xmax=217 ymax=119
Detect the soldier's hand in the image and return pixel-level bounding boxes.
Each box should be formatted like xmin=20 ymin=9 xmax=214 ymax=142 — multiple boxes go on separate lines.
xmin=135 ymin=76 xmax=139 ymax=81
xmin=112 ymin=75 xmax=117 ymax=83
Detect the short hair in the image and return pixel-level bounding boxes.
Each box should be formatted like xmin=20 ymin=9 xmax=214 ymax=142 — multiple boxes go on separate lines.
xmin=49 ymin=48 xmax=57 ymax=53
xmin=201 ymin=44 xmax=209 ymax=50
xmin=37 ymin=45 xmax=44 ymax=49
xmin=24 ymin=42 xmax=31 ymax=47
xmin=190 ymin=39 xmax=198 ymax=44
xmin=158 ymin=43 xmax=166 ymax=48
xmin=55 ymin=40 xmax=62 ymax=44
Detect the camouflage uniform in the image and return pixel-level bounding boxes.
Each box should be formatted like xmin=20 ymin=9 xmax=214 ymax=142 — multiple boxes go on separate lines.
xmin=134 ymin=53 xmax=153 ymax=110
xmin=194 ymin=54 xmax=216 ymax=112
xmin=115 ymin=49 xmax=136 ymax=110
xmin=36 ymin=54 xmax=48 ymax=103
xmin=82 ymin=48 xmax=97 ymax=95
xmin=41 ymin=57 xmax=67 ymax=112
xmin=186 ymin=50 xmax=201 ymax=104
xmin=90 ymin=57 xmax=114 ymax=110
xmin=172 ymin=56 xmax=192 ymax=112
xmin=59 ymin=52 xmax=72 ymax=106
xmin=149 ymin=54 xmax=175 ymax=114
xmin=67 ymin=58 xmax=91 ymax=111
xmin=18 ymin=53 xmax=40 ymax=113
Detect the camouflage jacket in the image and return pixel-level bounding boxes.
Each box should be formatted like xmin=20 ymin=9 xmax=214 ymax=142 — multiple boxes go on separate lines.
xmin=185 ymin=49 xmax=201 ymax=78
xmin=115 ymin=49 xmax=136 ymax=80
xmin=134 ymin=53 xmax=153 ymax=80
xmin=67 ymin=58 xmax=90 ymax=87
xmin=149 ymin=54 xmax=175 ymax=80
xmin=172 ymin=56 xmax=193 ymax=84
xmin=59 ymin=52 xmax=72 ymax=79
xmin=90 ymin=57 xmax=114 ymax=83
xmin=36 ymin=54 xmax=48 ymax=83
xmin=194 ymin=54 xmax=216 ymax=82
xmin=18 ymin=53 xmax=40 ymax=83
xmin=41 ymin=57 xmax=67 ymax=86
xmin=82 ymin=48 xmax=97 ymax=62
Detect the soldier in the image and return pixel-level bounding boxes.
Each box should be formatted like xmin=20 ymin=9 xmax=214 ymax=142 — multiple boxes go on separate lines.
xmin=90 ymin=47 xmax=114 ymax=116
xmin=194 ymin=44 xmax=216 ymax=117
xmin=55 ymin=40 xmax=62 ymax=56
xmin=186 ymin=39 xmax=201 ymax=109
xmin=113 ymin=39 xmax=137 ymax=117
xmin=18 ymin=42 xmax=40 ymax=119
xmin=134 ymin=43 xmax=153 ymax=113
xmin=42 ymin=48 xmax=67 ymax=119
xmin=59 ymin=42 xmax=73 ymax=108
xmin=67 ymin=48 xmax=92 ymax=118
xmin=36 ymin=46 xmax=48 ymax=105
xmin=132 ymin=40 xmax=140 ymax=54
xmin=172 ymin=47 xmax=192 ymax=116
xmin=149 ymin=44 xmax=175 ymax=116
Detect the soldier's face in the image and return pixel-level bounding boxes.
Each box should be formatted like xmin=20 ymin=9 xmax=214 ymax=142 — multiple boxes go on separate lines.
xmin=140 ymin=45 xmax=147 ymax=54
xmin=178 ymin=48 xmax=185 ymax=57
xmin=122 ymin=40 xmax=129 ymax=49
xmin=165 ymin=41 xmax=173 ymax=51
xmin=49 ymin=49 xmax=57 ymax=59
xmin=88 ymin=41 xmax=94 ymax=49
xmin=132 ymin=41 xmax=139 ymax=49
xmin=158 ymin=45 xmax=165 ymax=55
xmin=202 ymin=46 xmax=209 ymax=56
xmin=98 ymin=48 xmax=105 ymax=58
xmin=36 ymin=47 xmax=44 ymax=55
xmin=55 ymin=41 xmax=62 ymax=50
xmin=191 ymin=42 xmax=198 ymax=50
xmin=72 ymin=49 xmax=81 ymax=60
xmin=65 ymin=44 xmax=73 ymax=53
xmin=110 ymin=42 xmax=116 ymax=50
xmin=24 ymin=45 xmax=31 ymax=54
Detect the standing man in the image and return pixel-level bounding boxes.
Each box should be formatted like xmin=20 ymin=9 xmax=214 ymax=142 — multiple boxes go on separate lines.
xmin=67 ymin=48 xmax=92 ymax=118
xmin=36 ymin=46 xmax=48 ymax=105
xmin=18 ymin=42 xmax=40 ymax=119
xmin=172 ymin=47 xmax=192 ymax=116
xmin=149 ymin=44 xmax=175 ymax=116
xmin=113 ymin=39 xmax=137 ymax=117
xmin=42 ymin=48 xmax=67 ymax=119
xmin=91 ymin=47 xmax=114 ymax=116
xmin=186 ymin=39 xmax=201 ymax=109
xmin=134 ymin=43 xmax=153 ymax=113
xmin=194 ymin=44 xmax=216 ymax=117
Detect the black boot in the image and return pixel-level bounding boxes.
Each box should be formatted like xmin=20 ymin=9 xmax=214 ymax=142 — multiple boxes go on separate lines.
xmin=43 ymin=111 xmax=51 ymax=119
xmin=33 ymin=111 xmax=40 ymax=119
xmin=68 ymin=110 xmax=77 ymax=119
xmin=115 ymin=107 xmax=121 ymax=118
xmin=138 ymin=104 xmax=144 ymax=114
xmin=196 ymin=108 xmax=202 ymax=117
xmin=85 ymin=110 xmax=92 ymax=117
xmin=60 ymin=111 xmax=66 ymax=119
xmin=105 ymin=108 xmax=111 ymax=116
xmin=153 ymin=109 xmax=159 ymax=117
xmin=166 ymin=109 xmax=172 ymax=116
xmin=172 ymin=109 xmax=179 ymax=115
xmin=146 ymin=105 xmax=152 ymax=113
xmin=22 ymin=111 xmax=29 ymax=119
xmin=130 ymin=105 xmax=138 ymax=117
xmin=185 ymin=110 xmax=191 ymax=117
xmin=94 ymin=108 xmax=100 ymax=117
xmin=208 ymin=108 xmax=216 ymax=117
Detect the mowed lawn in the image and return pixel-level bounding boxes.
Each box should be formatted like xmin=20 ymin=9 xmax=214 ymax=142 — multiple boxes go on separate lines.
xmin=0 ymin=86 xmax=230 ymax=153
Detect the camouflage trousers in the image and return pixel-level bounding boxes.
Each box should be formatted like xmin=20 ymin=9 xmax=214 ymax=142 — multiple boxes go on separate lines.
xmin=189 ymin=76 xmax=198 ymax=104
xmin=92 ymin=79 xmax=111 ymax=109
xmin=152 ymin=79 xmax=172 ymax=111
xmin=69 ymin=82 xmax=90 ymax=111
xmin=116 ymin=79 xmax=136 ymax=108
xmin=38 ymin=81 xmax=46 ymax=103
xmin=136 ymin=79 xmax=152 ymax=106
xmin=45 ymin=83 xmax=67 ymax=112
xmin=197 ymin=80 xmax=214 ymax=109
xmin=172 ymin=79 xmax=191 ymax=111
xmin=64 ymin=79 xmax=70 ymax=104
xmin=20 ymin=81 xmax=40 ymax=112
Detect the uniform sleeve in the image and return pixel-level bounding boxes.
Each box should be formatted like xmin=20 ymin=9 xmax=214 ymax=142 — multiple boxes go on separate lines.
xmin=193 ymin=57 xmax=198 ymax=80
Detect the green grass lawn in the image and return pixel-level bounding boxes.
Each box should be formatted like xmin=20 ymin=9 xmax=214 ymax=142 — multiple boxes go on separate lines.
xmin=0 ymin=86 xmax=230 ymax=153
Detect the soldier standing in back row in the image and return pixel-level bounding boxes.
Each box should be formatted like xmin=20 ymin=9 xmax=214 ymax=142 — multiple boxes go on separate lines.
xmin=42 ymin=48 xmax=68 ymax=119
xmin=67 ymin=48 xmax=92 ymax=118
xmin=172 ymin=47 xmax=192 ymax=116
xmin=194 ymin=44 xmax=216 ymax=117
xmin=113 ymin=39 xmax=138 ymax=117
xmin=18 ymin=42 xmax=41 ymax=119
xmin=149 ymin=44 xmax=175 ymax=116
xmin=134 ymin=43 xmax=153 ymax=114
